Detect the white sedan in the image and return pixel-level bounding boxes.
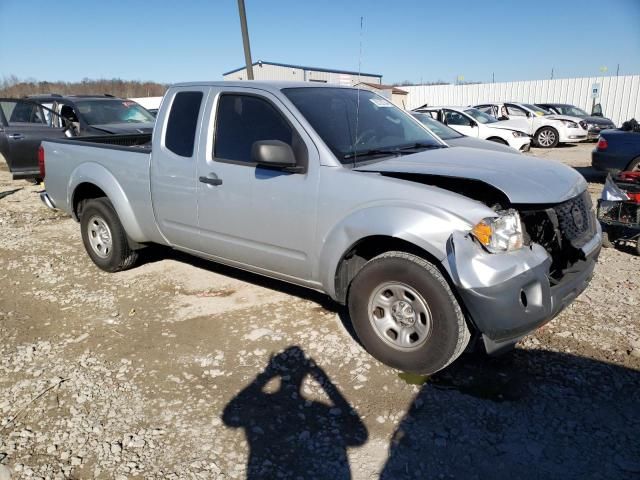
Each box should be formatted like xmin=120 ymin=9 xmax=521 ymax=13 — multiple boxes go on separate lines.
xmin=473 ymin=102 xmax=588 ymax=148
xmin=414 ymin=106 xmax=531 ymax=152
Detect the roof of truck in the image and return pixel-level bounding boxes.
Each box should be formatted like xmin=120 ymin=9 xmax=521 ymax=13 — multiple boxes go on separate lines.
xmin=171 ymin=81 xmax=358 ymax=90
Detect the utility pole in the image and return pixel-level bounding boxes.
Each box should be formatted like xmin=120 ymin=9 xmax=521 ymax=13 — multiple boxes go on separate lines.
xmin=616 ymin=64 xmax=620 ymax=76
xmin=237 ymin=0 xmax=254 ymax=80
xmin=551 ymin=67 xmax=554 ymax=80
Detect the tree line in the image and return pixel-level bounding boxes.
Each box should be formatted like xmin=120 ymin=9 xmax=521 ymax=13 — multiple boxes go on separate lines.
xmin=0 ymin=76 xmax=167 ymax=98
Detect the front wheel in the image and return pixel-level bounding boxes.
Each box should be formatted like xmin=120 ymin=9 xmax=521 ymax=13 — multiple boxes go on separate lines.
xmin=80 ymin=197 xmax=138 ymax=272
xmin=347 ymin=251 xmax=470 ymax=374
xmin=535 ymin=127 xmax=559 ymax=148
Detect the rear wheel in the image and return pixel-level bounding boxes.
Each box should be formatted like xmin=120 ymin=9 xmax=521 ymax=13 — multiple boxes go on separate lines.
xmin=80 ymin=197 xmax=138 ymax=272
xmin=535 ymin=127 xmax=559 ymax=148
xmin=627 ymin=157 xmax=640 ymax=172
xmin=347 ymin=251 xmax=470 ymax=374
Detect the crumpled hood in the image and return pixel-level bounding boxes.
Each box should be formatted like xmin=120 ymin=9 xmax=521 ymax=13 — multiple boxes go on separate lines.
xmin=354 ymin=147 xmax=587 ymax=204
xmin=89 ymin=122 xmax=154 ymax=134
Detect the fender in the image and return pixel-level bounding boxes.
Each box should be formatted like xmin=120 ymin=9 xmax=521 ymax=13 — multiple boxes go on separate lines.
xmin=317 ymin=203 xmax=474 ymax=300
xmin=67 ymin=162 xmax=147 ymax=243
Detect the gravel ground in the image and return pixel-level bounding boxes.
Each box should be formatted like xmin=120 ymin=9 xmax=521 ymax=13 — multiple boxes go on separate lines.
xmin=0 ymin=143 xmax=639 ymax=479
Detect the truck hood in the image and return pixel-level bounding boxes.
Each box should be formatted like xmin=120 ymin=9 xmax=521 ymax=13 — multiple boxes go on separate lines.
xmin=89 ymin=122 xmax=154 ymax=134
xmin=353 ymin=146 xmax=586 ymax=204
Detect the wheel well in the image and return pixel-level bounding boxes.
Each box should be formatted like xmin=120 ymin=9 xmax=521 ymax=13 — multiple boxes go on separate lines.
xmin=72 ymin=183 xmax=107 ymax=219
xmin=334 ymin=235 xmax=447 ymax=304
xmin=625 ymin=155 xmax=640 ymax=171
xmin=486 ymin=136 xmax=507 ymax=145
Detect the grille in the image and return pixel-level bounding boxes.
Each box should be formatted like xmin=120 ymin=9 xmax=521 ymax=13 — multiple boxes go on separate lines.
xmin=554 ymin=191 xmax=596 ymax=248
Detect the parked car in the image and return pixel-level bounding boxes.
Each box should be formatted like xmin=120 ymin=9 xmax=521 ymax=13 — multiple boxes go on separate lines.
xmin=592 ymin=126 xmax=640 ymax=173
xmin=40 ymin=82 xmax=601 ymax=374
xmin=0 ymin=98 xmax=74 ymax=179
xmin=0 ymin=95 xmax=155 ymax=180
xmin=535 ymin=103 xmax=616 ymax=140
xmin=410 ymin=112 xmax=522 ymax=153
xmin=474 ymin=102 xmax=588 ymax=148
xmin=413 ymin=107 xmax=531 ymax=151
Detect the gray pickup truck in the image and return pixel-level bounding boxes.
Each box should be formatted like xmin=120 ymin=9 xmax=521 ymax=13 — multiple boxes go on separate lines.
xmin=40 ymin=82 xmax=601 ymax=374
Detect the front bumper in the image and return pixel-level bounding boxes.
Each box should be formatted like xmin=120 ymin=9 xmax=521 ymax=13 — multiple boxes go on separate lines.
xmin=558 ymin=127 xmax=588 ymax=143
xmin=446 ymin=227 xmax=601 ymax=352
xmin=507 ymin=136 xmax=531 ymax=152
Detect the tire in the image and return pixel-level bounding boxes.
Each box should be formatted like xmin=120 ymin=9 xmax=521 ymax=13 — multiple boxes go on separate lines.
xmin=601 ymin=230 xmax=614 ymax=249
xmin=534 ymin=127 xmax=559 ymax=148
xmin=626 ymin=156 xmax=640 ymax=172
xmin=487 ymin=137 xmax=508 ymax=145
xmin=80 ymin=197 xmax=138 ymax=272
xmin=347 ymin=251 xmax=470 ymax=374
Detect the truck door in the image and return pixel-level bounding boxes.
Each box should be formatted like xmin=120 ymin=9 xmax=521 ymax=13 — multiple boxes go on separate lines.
xmin=0 ymin=99 xmax=69 ymax=179
xmin=195 ymin=88 xmax=319 ymax=281
xmin=150 ymin=87 xmax=208 ymax=250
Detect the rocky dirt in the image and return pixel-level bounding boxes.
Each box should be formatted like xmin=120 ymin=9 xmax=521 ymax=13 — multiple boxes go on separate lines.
xmin=0 ymin=144 xmax=639 ymax=479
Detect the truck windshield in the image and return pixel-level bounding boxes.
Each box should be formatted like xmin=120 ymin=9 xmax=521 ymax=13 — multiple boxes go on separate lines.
xmin=283 ymin=87 xmax=442 ymax=164
xmin=74 ymin=100 xmax=155 ymax=125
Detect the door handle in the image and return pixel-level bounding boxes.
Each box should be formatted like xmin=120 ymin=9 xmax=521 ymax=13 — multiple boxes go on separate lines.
xmin=199 ymin=175 xmax=223 ymax=186
xmin=8 ymin=133 xmax=24 ymax=140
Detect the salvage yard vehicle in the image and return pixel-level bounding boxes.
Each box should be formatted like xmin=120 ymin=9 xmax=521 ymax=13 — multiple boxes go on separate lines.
xmin=40 ymin=82 xmax=601 ymax=374
xmin=535 ymin=103 xmax=616 ymax=140
xmin=410 ymin=112 xmax=520 ymax=153
xmin=413 ymin=106 xmax=531 ymax=151
xmin=0 ymin=95 xmax=155 ymax=180
xmin=591 ymin=121 xmax=640 ymax=173
xmin=598 ymin=172 xmax=640 ymax=255
xmin=474 ymin=102 xmax=588 ymax=148
xmin=0 ymin=98 xmax=73 ymax=179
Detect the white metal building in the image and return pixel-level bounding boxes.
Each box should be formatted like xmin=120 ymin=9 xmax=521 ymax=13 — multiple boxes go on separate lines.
xmin=401 ymin=75 xmax=640 ymax=127
xmin=223 ymin=60 xmax=382 ymax=86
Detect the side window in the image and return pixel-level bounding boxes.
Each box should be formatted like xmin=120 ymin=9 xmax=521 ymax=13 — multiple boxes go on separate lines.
xmin=444 ymin=110 xmax=471 ymax=126
xmin=4 ymin=101 xmax=47 ymax=124
xmin=165 ymin=91 xmax=203 ymax=157
xmin=214 ymin=94 xmax=294 ymax=163
xmin=475 ymin=105 xmax=493 ymax=116
xmin=506 ymin=104 xmax=527 ymax=117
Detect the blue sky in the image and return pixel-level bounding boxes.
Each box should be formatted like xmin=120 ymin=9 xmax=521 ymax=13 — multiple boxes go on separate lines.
xmin=1 ymin=0 xmax=639 ymax=85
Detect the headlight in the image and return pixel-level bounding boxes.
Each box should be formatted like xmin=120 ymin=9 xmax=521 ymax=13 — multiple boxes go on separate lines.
xmin=511 ymin=130 xmax=528 ymax=137
xmin=471 ymin=209 xmax=524 ymax=253
xmin=559 ymin=119 xmax=578 ymax=128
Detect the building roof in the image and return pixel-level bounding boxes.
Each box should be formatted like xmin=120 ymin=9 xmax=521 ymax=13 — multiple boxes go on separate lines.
xmin=356 ymin=82 xmax=408 ymax=95
xmin=223 ymin=60 xmax=382 ymax=78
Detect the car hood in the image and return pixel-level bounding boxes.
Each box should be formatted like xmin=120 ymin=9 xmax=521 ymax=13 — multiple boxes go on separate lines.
xmin=89 ymin=122 xmax=154 ymax=134
xmin=353 ymin=147 xmax=586 ymax=204
xmin=580 ymin=116 xmax=615 ymax=126
xmin=545 ymin=114 xmax=584 ymax=123
xmin=447 ymin=136 xmax=516 ymax=153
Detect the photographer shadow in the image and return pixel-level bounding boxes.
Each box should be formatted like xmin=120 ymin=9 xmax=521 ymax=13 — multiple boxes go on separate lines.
xmin=222 ymin=346 xmax=368 ymax=479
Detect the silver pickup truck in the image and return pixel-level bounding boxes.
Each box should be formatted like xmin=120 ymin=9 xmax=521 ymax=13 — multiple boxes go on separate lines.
xmin=40 ymin=82 xmax=601 ymax=374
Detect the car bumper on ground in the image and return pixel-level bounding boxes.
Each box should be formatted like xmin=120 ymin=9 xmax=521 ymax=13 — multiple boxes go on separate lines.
xmin=592 ymin=149 xmax=631 ymax=173
xmin=446 ymin=227 xmax=601 ymax=354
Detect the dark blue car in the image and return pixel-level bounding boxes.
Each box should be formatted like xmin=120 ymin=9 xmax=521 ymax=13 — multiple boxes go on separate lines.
xmin=592 ymin=128 xmax=640 ymax=173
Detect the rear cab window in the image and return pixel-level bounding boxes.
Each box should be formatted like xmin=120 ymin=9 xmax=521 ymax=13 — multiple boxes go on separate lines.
xmin=165 ymin=91 xmax=204 ymax=157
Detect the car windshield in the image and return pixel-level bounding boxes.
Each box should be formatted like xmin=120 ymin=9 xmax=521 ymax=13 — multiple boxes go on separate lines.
xmin=283 ymin=87 xmax=442 ymax=164
xmin=411 ymin=113 xmax=463 ymax=140
xmin=74 ymin=99 xmax=155 ymax=125
xmin=554 ymin=105 xmax=589 ymax=116
xmin=464 ymin=108 xmax=498 ymax=124
xmin=522 ymin=103 xmax=550 ymax=116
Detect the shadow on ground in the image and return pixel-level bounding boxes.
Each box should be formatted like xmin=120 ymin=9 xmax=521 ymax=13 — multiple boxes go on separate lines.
xmin=381 ymin=349 xmax=640 ymax=479
xmin=222 ymin=346 xmax=368 ymax=479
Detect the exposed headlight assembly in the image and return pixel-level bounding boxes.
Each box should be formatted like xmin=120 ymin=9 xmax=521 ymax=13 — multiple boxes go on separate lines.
xmin=559 ymin=119 xmax=578 ymax=128
xmin=471 ymin=209 xmax=524 ymax=253
xmin=511 ymin=130 xmax=528 ymax=137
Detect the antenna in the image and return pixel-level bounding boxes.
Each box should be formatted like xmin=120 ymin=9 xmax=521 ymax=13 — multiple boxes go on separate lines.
xmin=353 ymin=16 xmax=364 ymax=166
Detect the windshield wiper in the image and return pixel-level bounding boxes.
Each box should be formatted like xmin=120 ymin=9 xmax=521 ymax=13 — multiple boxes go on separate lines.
xmin=343 ymin=143 xmax=444 ymax=160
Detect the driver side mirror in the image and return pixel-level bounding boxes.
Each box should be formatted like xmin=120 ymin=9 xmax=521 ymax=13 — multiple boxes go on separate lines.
xmin=251 ymin=140 xmax=303 ymax=173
